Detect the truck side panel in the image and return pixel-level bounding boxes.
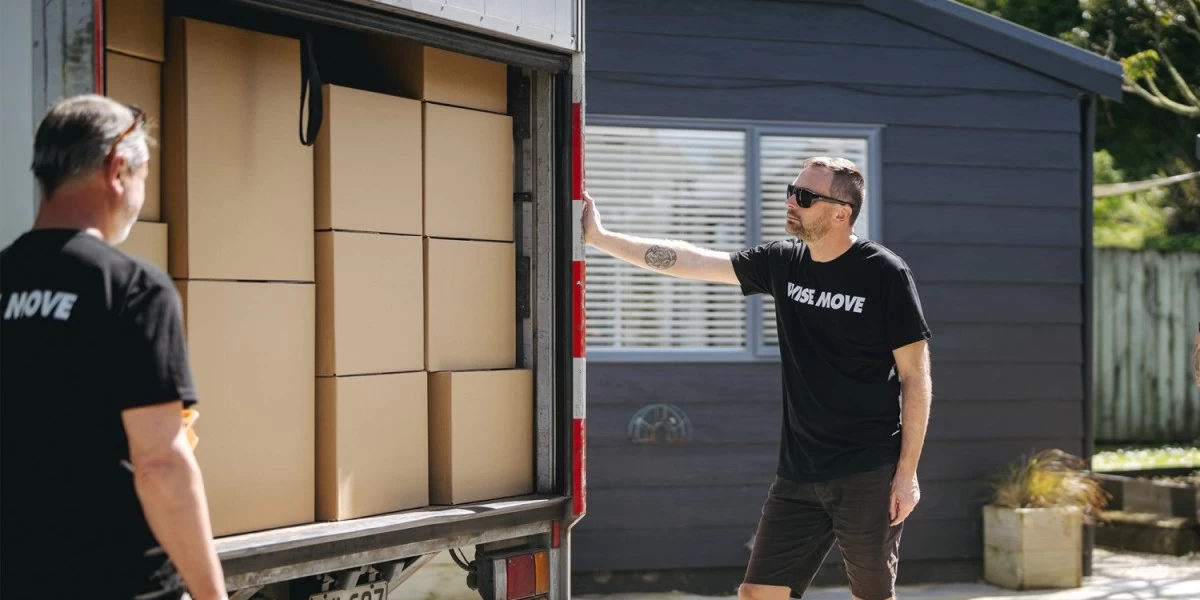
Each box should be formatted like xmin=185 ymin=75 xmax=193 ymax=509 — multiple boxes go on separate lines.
xmin=0 ymin=0 xmax=36 ymax=249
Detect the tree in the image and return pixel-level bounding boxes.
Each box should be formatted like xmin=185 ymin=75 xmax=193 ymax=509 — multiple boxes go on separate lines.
xmin=1078 ymin=0 xmax=1199 ymax=118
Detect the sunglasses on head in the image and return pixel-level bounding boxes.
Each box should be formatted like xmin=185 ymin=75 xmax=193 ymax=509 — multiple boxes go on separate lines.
xmin=787 ymin=184 xmax=852 ymax=208
xmin=106 ymin=104 xmax=146 ymax=164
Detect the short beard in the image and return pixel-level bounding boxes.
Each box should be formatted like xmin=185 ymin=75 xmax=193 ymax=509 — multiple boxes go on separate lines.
xmin=787 ymin=217 xmax=830 ymax=242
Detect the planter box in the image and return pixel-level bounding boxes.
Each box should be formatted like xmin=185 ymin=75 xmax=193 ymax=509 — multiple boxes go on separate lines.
xmin=983 ymin=505 xmax=1082 ymax=590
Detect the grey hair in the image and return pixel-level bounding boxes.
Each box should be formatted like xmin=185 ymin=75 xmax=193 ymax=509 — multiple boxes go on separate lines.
xmin=31 ymin=94 xmax=151 ymax=200
xmin=802 ymin=156 xmax=865 ymax=225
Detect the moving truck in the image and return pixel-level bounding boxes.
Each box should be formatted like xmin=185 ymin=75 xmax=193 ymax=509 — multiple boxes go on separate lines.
xmin=1 ymin=1 xmax=588 ymax=598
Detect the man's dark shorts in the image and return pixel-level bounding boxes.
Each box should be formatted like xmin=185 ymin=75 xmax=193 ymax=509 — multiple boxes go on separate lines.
xmin=744 ymin=463 xmax=902 ymax=600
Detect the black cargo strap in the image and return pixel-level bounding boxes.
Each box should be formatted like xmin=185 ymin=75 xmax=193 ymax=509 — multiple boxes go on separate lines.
xmin=299 ymin=32 xmax=323 ymax=146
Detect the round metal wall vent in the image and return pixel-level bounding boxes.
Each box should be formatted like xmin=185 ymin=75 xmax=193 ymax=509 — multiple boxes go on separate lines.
xmin=627 ymin=403 xmax=693 ymax=444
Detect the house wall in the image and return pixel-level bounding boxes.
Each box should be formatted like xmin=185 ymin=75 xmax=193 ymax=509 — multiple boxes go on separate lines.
xmin=576 ymin=0 xmax=1088 ymax=590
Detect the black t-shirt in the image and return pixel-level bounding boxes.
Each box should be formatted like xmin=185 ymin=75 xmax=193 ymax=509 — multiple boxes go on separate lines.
xmin=1 ymin=229 xmax=198 ymax=599
xmin=731 ymin=238 xmax=932 ymax=482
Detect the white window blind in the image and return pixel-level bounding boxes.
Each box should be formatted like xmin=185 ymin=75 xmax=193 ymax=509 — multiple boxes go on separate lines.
xmin=759 ymin=136 xmax=870 ymax=348
xmin=584 ymin=126 xmax=748 ymax=350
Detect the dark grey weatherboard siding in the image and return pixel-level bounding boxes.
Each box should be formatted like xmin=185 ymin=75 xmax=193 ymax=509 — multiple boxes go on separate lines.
xmin=576 ymin=0 xmax=1097 ymax=584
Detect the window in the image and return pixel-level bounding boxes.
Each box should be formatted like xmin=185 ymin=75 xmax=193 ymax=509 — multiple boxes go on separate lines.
xmin=584 ymin=126 xmax=747 ymax=351
xmin=584 ymin=118 xmax=880 ymax=360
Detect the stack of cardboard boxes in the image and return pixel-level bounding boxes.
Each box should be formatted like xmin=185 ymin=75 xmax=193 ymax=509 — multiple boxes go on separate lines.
xmin=104 ymin=3 xmax=534 ymax=536
xmin=163 ymin=17 xmax=317 ymax=537
xmin=316 ymin=36 xmax=534 ymax=515
xmin=414 ymin=52 xmax=534 ymax=507
xmin=313 ymin=83 xmax=428 ymax=521
xmin=106 ymin=0 xmax=167 ymax=270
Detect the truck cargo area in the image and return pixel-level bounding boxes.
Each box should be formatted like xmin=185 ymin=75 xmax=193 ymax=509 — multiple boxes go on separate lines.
xmin=8 ymin=0 xmax=583 ymax=596
xmin=124 ymin=0 xmax=579 ymax=597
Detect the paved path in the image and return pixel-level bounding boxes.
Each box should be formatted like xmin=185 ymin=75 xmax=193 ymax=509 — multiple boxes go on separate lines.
xmin=576 ymin=549 xmax=1200 ymax=600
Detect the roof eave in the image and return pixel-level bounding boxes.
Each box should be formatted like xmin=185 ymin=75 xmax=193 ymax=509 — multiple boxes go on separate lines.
xmin=859 ymin=0 xmax=1125 ymax=100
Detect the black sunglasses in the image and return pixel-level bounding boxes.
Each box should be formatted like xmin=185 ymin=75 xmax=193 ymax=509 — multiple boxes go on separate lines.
xmin=787 ymin=184 xmax=852 ymax=208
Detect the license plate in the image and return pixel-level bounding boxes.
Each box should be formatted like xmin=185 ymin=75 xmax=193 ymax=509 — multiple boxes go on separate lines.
xmin=309 ymin=581 xmax=388 ymax=600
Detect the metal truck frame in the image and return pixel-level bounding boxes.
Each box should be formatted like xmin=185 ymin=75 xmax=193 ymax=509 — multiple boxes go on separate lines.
xmin=5 ymin=1 xmax=587 ymax=598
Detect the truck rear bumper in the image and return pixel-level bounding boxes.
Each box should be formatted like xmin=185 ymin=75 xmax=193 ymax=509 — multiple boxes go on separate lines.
xmin=216 ymin=495 xmax=568 ymax=590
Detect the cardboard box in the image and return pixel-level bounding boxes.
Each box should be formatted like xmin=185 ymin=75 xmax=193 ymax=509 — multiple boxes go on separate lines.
xmin=105 ymin=0 xmax=165 ymax=62
xmin=317 ymin=373 xmax=429 ymax=520
xmin=178 ymin=280 xmax=315 ymax=536
xmin=319 ymin=34 xmax=507 ymax=114
xmin=315 ymin=85 xmax=423 ymax=235
xmin=163 ymin=18 xmax=314 ymax=282
xmin=425 ymin=238 xmax=515 ymax=372
xmin=429 ymin=370 xmax=533 ymax=505
xmin=317 ymin=232 xmax=423 ymax=376
xmin=118 ymin=221 xmax=167 ymax=271
xmin=105 ymin=52 xmax=162 ymax=221
xmin=424 ymin=104 xmax=514 ymax=242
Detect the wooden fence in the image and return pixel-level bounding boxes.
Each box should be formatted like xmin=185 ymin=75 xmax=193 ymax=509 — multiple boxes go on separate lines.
xmin=1094 ymin=248 xmax=1200 ymax=443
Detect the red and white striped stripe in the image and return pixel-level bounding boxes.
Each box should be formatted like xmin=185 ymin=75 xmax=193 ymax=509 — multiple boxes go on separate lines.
xmin=570 ymin=51 xmax=587 ymax=518
xmin=94 ymin=0 xmax=105 ymax=93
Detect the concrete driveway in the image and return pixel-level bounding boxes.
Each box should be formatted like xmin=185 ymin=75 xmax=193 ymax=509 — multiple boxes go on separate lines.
xmin=576 ymin=549 xmax=1200 ymax=600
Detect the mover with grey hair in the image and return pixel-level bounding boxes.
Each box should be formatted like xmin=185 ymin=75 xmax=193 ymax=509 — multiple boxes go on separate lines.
xmin=1 ymin=94 xmax=227 ymax=599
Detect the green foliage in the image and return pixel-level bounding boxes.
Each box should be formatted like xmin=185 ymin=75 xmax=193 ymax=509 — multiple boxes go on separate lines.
xmin=1092 ymin=151 xmax=1200 ymax=249
xmin=959 ymin=0 xmax=1085 ymax=37
xmin=1092 ymin=444 xmax=1200 ymax=471
xmin=1093 ymin=150 xmax=1170 ymax=248
xmin=1121 ymin=49 xmax=1163 ymax=82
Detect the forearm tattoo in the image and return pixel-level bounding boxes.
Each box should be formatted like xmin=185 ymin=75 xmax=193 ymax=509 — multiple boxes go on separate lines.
xmin=645 ymin=245 xmax=678 ymax=270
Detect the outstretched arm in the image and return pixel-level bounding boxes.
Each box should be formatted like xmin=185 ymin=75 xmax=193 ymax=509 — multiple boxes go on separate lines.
xmin=582 ymin=191 xmax=739 ymax=285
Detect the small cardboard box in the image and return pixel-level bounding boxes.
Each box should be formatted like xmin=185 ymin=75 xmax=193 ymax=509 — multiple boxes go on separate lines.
xmin=178 ymin=280 xmax=315 ymax=537
xmin=319 ymin=34 xmax=507 ymax=114
xmin=315 ymin=85 xmax=423 ymax=235
xmin=105 ymin=52 xmax=162 ymax=221
xmin=163 ymin=18 xmax=314 ymax=282
xmin=317 ymin=373 xmax=429 ymax=521
xmin=317 ymin=232 xmax=423 ymax=376
xmin=118 ymin=221 xmax=167 ymax=272
xmin=429 ymin=370 xmax=533 ymax=505
xmin=424 ymin=238 xmax=515 ymax=372
xmin=105 ymin=0 xmax=165 ymax=62
xmin=424 ymin=103 xmax=514 ymax=242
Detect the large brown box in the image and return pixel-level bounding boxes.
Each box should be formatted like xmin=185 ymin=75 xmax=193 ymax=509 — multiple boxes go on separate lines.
xmin=178 ymin=280 xmax=315 ymax=537
xmin=320 ymin=35 xmax=507 ymax=114
xmin=317 ymin=373 xmax=429 ymax=521
xmin=118 ymin=221 xmax=168 ymax=272
xmin=424 ymin=104 xmax=514 ymax=242
xmin=315 ymin=85 xmax=423 ymax=235
xmin=163 ymin=18 xmax=314 ymax=282
xmin=105 ymin=52 xmax=162 ymax=221
xmin=424 ymin=238 xmax=515 ymax=372
xmin=316 ymin=232 xmax=423 ymax=376
xmin=428 ymin=370 xmax=533 ymax=505
xmin=105 ymin=0 xmax=165 ymax=62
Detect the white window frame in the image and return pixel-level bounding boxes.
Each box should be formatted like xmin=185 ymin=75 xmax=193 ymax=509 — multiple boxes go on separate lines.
xmin=586 ymin=115 xmax=885 ymax=363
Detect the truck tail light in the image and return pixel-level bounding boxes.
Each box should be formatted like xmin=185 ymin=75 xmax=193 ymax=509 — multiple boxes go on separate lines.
xmin=478 ymin=549 xmax=550 ymax=599
xmin=534 ymin=550 xmax=549 ymax=594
